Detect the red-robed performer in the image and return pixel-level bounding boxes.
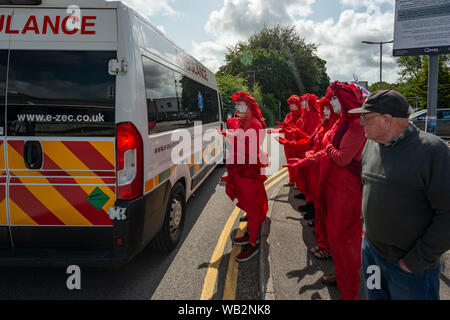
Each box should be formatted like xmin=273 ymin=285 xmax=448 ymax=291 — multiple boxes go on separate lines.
xmin=268 ymin=95 xmax=303 ymax=187
xmin=275 ymin=93 xmax=321 ymax=156
xmin=284 ymin=97 xmax=340 ymax=258
xmin=219 ymin=91 xmax=269 ymax=262
xmin=286 ymin=97 xmax=340 ymax=216
xmin=285 ymin=82 xmax=367 ymax=299
xmin=296 ymin=93 xmax=321 ymax=142
xmin=275 ymin=93 xmax=321 ymax=214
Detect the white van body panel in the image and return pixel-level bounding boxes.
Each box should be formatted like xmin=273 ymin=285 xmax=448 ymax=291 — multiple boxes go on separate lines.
xmin=122 ymin=5 xmax=223 ymax=201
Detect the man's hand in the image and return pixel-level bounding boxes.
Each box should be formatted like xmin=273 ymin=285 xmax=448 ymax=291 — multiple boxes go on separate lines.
xmin=398 ymin=259 xmax=413 ymax=273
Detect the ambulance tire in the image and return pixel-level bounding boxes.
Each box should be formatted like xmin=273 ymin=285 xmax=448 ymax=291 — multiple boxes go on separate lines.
xmin=152 ymin=182 xmax=186 ymax=252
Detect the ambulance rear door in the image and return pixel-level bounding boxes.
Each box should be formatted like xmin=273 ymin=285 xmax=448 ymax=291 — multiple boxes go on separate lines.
xmin=0 ymin=7 xmax=12 ymax=248
xmin=4 ymin=7 xmax=119 ymax=249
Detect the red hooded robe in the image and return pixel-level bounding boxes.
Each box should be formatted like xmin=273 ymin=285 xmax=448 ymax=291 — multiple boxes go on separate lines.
xmin=318 ymin=82 xmax=366 ymax=300
xmin=281 ymin=95 xmax=303 ymax=183
xmin=221 ymin=92 xmax=269 ymax=244
xmin=284 ymin=82 xmax=366 ymax=300
xmin=293 ymin=97 xmax=340 ymax=204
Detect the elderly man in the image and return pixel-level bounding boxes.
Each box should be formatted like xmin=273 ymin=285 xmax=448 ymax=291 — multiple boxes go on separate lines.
xmin=349 ymin=90 xmax=450 ymax=300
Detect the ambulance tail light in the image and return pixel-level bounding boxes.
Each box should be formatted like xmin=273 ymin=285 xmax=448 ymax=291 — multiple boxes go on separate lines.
xmin=116 ymin=122 xmax=143 ymax=200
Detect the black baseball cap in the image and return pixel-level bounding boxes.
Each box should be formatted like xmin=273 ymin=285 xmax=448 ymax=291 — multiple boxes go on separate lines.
xmin=349 ymin=89 xmax=410 ymax=118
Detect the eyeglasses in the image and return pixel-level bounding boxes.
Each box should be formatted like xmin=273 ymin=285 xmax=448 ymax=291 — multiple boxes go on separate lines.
xmin=360 ymin=113 xmax=383 ymax=124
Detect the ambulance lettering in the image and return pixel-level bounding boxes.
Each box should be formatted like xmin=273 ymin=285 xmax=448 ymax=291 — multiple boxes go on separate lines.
xmin=0 ymin=15 xmax=97 ymax=35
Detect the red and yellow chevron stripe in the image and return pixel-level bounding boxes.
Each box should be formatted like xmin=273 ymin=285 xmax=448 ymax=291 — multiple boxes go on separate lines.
xmin=144 ymin=139 xmax=223 ymax=194
xmin=6 ymin=140 xmax=116 ymax=226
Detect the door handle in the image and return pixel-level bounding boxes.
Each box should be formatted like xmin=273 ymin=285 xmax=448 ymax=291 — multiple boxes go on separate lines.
xmin=24 ymin=141 xmax=43 ymax=170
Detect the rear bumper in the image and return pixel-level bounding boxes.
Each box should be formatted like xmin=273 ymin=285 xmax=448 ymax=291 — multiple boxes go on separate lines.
xmin=0 ymin=248 xmax=130 ymax=268
xmin=0 ymin=193 xmax=159 ymax=268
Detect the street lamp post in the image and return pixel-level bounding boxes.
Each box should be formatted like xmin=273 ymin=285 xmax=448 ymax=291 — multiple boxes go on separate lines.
xmin=361 ymin=40 xmax=393 ymax=90
xmin=249 ymin=68 xmax=271 ymax=88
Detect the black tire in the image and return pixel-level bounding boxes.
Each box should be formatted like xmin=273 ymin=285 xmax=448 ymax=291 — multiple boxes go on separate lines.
xmin=151 ymin=182 xmax=186 ymax=252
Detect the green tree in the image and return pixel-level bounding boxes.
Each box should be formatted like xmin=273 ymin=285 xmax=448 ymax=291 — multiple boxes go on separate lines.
xmin=215 ymin=73 xmax=249 ymax=115
xmin=413 ymin=56 xmax=450 ymax=109
xmin=369 ymin=55 xmax=450 ymax=111
xmin=217 ymin=25 xmax=330 ymax=122
xmin=397 ymin=56 xmax=423 ymax=82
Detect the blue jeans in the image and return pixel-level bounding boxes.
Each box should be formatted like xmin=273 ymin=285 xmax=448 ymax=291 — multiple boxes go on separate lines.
xmin=361 ymin=237 xmax=440 ymax=300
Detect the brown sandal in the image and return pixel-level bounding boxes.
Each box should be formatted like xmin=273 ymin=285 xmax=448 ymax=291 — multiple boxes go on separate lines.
xmin=320 ymin=273 xmax=337 ymax=286
xmin=310 ymin=246 xmax=321 ymax=254
xmin=313 ymin=248 xmax=332 ymax=260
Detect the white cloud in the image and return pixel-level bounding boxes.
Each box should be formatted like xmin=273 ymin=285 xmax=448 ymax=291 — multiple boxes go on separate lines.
xmin=340 ymin=0 xmax=395 ymax=8
xmin=295 ymin=7 xmax=399 ymax=85
xmin=121 ymin=0 xmax=179 ymax=17
xmin=193 ymin=0 xmax=399 ymax=87
xmin=205 ymin=0 xmax=315 ymax=38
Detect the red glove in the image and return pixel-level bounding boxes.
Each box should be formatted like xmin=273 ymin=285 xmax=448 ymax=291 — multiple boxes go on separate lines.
xmin=322 ymin=131 xmax=332 ymax=146
xmin=217 ymin=128 xmax=228 ymax=136
xmin=275 ymin=136 xmax=292 ymax=145
xmin=283 ymin=158 xmax=307 ymax=168
xmin=291 ymin=128 xmax=309 ymax=140
xmin=267 ymin=128 xmax=281 ymax=134
xmin=278 ymin=122 xmax=293 ymax=130
xmin=279 ymin=129 xmax=290 ymax=136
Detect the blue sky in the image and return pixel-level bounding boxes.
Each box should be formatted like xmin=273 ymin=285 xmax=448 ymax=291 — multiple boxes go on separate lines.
xmin=124 ymin=0 xmax=398 ymax=86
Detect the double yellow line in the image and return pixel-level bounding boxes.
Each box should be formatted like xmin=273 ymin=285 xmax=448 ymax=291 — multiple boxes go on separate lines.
xmin=200 ymin=167 xmax=289 ymax=300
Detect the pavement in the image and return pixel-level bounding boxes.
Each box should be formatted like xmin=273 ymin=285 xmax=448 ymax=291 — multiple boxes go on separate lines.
xmin=258 ymin=176 xmax=450 ymax=300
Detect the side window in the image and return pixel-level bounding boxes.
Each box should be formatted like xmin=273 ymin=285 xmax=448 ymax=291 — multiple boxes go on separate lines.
xmin=441 ymin=111 xmax=450 ymax=120
xmin=174 ymin=74 xmax=220 ymax=126
xmin=142 ymin=56 xmax=220 ymax=134
xmin=142 ymin=56 xmax=180 ymax=134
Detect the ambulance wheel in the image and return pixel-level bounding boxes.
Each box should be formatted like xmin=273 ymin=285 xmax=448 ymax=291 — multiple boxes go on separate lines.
xmin=152 ymin=182 xmax=186 ymax=252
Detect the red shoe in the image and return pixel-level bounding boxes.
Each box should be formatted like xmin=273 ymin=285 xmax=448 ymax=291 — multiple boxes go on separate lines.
xmin=235 ymin=244 xmax=259 ymax=262
xmin=233 ymin=232 xmax=259 ymax=246
xmin=233 ymin=233 xmax=249 ymax=245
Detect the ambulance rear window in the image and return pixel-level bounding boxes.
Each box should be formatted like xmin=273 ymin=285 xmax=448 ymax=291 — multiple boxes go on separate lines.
xmin=6 ymin=50 xmax=116 ymax=137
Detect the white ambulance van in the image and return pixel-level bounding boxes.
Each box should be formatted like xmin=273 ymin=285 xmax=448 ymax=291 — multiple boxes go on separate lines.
xmin=0 ymin=0 xmax=225 ymax=266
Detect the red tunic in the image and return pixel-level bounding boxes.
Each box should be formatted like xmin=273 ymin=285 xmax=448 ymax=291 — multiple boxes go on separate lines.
xmin=281 ymin=110 xmax=302 ymax=182
xmin=222 ymin=116 xmax=269 ymax=244
xmin=320 ymin=117 xmax=366 ymax=300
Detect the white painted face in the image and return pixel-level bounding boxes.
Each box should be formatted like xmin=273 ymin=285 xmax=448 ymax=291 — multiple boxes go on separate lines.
xmin=323 ymin=107 xmax=331 ymax=119
xmin=289 ymin=104 xmax=298 ymax=111
xmin=330 ymin=96 xmax=342 ymax=114
xmin=235 ymin=101 xmax=249 ymax=117
xmin=300 ymin=100 xmax=306 ymax=110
